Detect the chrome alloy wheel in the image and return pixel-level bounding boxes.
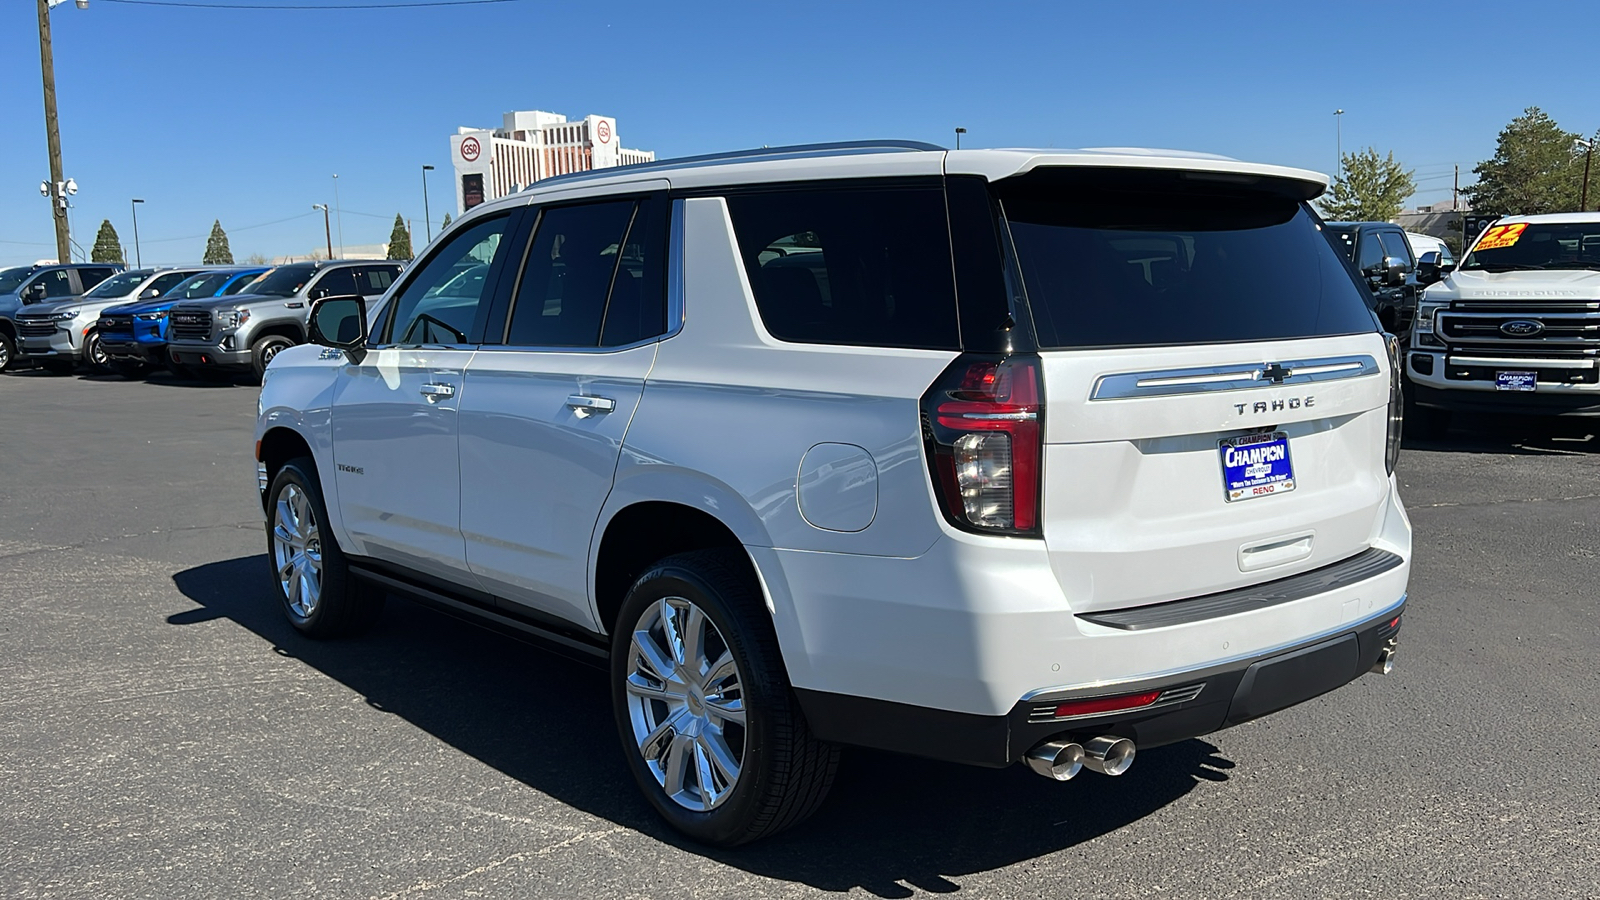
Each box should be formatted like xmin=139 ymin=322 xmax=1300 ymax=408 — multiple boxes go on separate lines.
xmin=271 ymin=483 xmax=323 ymax=618
xmin=86 ymin=331 xmax=108 ymax=366
xmin=625 ymin=596 xmax=747 ymax=812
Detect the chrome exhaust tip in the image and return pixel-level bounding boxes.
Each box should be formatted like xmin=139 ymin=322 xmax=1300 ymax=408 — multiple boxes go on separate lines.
xmin=1025 ymin=740 xmax=1085 ymax=781
xmin=1080 ymin=736 xmax=1136 ymax=776
xmin=1371 ymin=648 xmax=1395 ymax=676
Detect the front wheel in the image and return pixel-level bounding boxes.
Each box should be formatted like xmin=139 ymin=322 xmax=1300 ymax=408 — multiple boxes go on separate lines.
xmin=82 ymin=330 xmax=110 ymax=372
xmin=611 ymin=550 xmax=838 ymax=846
xmin=251 ymin=334 xmax=295 ymax=383
xmin=0 ymin=333 xmax=15 ymax=372
xmin=266 ymin=457 xmax=383 ymax=638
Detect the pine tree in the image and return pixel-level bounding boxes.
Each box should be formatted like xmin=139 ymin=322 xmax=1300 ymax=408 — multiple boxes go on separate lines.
xmin=1464 ymin=107 xmax=1588 ymax=215
xmin=387 ymin=214 xmax=413 ymax=260
xmin=203 ymin=220 xmax=233 ymax=264
xmin=1318 ymin=148 xmax=1416 ymax=222
xmin=441 ymin=213 xmax=452 ymax=231
xmin=91 ymin=219 xmax=125 ymax=263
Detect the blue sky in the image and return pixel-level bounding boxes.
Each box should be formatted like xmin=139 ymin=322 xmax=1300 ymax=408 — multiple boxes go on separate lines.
xmin=2 ymin=0 xmax=1597 ymax=267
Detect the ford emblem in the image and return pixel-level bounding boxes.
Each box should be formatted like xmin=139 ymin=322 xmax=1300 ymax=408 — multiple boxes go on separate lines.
xmin=1500 ymin=319 xmax=1544 ymax=337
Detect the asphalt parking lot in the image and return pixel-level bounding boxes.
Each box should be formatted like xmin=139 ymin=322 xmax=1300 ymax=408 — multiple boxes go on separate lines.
xmin=3 ymin=368 xmax=1598 ymax=899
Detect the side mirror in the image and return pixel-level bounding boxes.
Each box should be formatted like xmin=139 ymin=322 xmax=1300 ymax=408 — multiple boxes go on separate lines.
xmin=23 ymin=282 xmax=47 ymax=303
xmin=308 ymin=294 xmax=368 ymax=362
xmin=1380 ymin=257 xmax=1407 ymax=287
xmin=1416 ymin=250 xmax=1443 ymax=286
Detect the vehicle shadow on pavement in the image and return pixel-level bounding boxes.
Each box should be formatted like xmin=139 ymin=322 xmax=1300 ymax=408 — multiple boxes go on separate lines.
xmin=1403 ymin=414 xmax=1600 ymax=456
xmin=171 ymin=555 xmax=1233 ymax=895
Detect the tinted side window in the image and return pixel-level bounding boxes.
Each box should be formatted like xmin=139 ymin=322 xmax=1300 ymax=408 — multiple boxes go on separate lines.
xmin=308 ymin=268 xmax=358 ymax=300
xmin=358 ymin=266 xmax=398 ymax=295
xmin=600 ymin=199 xmax=669 ymax=347
xmin=724 ymin=185 xmax=960 ymax=350
xmin=79 ymin=267 xmax=116 ymax=290
xmin=1377 ymin=231 xmax=1413 ymax=268
xmin=506 ymin=201 xmax=637 ymax=348
xmin=385 ymin=214 xmax=511 ymax=346
xmin=37 ymin=270 xmax=75 ymax=298
xmin=1355 ymin=230 xmax=1386 ymax=271
xmin=146 ymin=272 xmax=192 ymax=297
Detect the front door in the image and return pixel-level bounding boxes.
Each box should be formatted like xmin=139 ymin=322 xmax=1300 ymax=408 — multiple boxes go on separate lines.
xmin=330 ymin=212 xmax=515 ymax=582
xmin=458 ymin=194 xmax=670 ymax=627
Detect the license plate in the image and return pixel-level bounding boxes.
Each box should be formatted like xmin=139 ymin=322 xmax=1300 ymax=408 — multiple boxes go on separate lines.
xmin=1220 ymin=431 xmax=1295 ymax=502
xmin=1496 ymin=371 xmax=1536 ymax=392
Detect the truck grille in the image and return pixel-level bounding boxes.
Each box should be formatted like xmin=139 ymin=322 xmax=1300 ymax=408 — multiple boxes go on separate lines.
xmin=170 ymin=310 xmax=212 ymax=342
xmin=99 ymin=315 xmax=134 ymax=340
xmin=1436 ymin=304 xmax=1600 ymax=384
xmin=17 ymin=317 xmax=56 ymax=338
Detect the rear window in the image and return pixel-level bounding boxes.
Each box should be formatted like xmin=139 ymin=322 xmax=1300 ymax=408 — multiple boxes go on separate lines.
xmin=724 ymin=184 xmax=960 ymax=350
xmin=998 ymin=171 xmax=1375 ymax=349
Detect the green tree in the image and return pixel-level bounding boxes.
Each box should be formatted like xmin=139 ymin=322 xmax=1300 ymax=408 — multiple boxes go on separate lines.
xmin=1319 ymin=148 xmax=1416 ymax=222
xmin=90 ymin=219 xmax=125 ymax=263
xmin=203 ymin=220 xmax=233 ymax=265
xmin=243 ymin=252 xmax=270 ymax=265
xmin=1464 ymin=107 xmax=1587 ymax=216
xmin=386 ymin=214 xmax=413 ymax=260
xmin=441 ymin=212 xmax=452 ymax=231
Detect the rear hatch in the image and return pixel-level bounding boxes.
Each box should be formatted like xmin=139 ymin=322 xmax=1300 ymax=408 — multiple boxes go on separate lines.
xmin=996 ymin=167 xmax=1393 ymax=612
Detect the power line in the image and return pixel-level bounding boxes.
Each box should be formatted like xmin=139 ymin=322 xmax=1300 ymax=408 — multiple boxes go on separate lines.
xmin=97 ymin=0 xmax=518 ymax=9
xmin=141 ymin=210 xmax=317 ymax=244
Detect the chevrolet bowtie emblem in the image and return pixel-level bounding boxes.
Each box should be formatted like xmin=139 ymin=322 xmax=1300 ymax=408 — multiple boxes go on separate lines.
xmin=1260 ymin=363 xmax=1291 ymax=384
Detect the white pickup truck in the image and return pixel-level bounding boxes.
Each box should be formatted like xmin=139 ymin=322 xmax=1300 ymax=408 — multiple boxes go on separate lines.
xmin=1405 ymin=212 xmax=1600 ymax=434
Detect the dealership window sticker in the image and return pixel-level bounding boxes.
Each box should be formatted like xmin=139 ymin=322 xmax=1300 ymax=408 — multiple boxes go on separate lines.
xmin=1475 ymin=222 xmax=1529 ymax=251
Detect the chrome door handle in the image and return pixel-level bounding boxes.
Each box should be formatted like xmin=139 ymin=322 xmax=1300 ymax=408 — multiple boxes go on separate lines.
xmin=420 ymin=382 xmax=456 ymax=402
xmin=566 ymin=394 xmax=616 ymax=414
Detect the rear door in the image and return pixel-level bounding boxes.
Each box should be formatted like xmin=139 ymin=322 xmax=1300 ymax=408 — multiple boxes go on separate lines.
xmin=457 ymin=192 xmax=669 ymax=628
xmin=994 ymin=167 xmax=1392 ymax=613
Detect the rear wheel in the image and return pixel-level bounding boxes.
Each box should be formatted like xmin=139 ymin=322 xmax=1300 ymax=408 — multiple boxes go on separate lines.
xmin=251 ymin=334 xmax=295 ymax=382
xmin=266 ymin=457 xmax=384 ymax=638
xmin=0 ymin=332 xmax=15 ymax=372
xmin=611 ymin=550 xmax=838 ymax=846
xmin=82 ymin=330 xmax=110 ymax=372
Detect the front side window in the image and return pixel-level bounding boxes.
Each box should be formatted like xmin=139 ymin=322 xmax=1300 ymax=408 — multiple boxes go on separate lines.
xmin=308 ymin=268 xmax=358 ymax=300
xmin=1377 ymin=231 xmax=1413 ymax=268
xmin=1461 ymin=221 xmax=1600 ymax=272
xmin=1355 ymin=230 xmax=1386 ymax=272
xmin=143 ymin=271 xmax=194 ymax=297
xmin=725 ymin=184 xmax=960 ymax=349
xmin=33 ymin=270 xmax=75 ymax=299
xmin=384 ymin=214 xmax=510 ymax=346
xmin=506 ymin=201 xmax=637 ymax=347
xmin=1000 ymin=170 xmax=1375 ymax=349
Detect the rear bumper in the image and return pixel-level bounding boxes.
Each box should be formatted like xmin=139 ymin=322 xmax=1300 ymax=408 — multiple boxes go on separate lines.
xmin=797 ymin=602 xmax=1404 ymax=767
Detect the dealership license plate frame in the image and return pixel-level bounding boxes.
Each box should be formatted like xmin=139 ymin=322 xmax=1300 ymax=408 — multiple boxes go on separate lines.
xmin=1495 ymin=370 xmax=1537 ymax=392
xmin=1220 ymin=431 xmax=1296 ymax=503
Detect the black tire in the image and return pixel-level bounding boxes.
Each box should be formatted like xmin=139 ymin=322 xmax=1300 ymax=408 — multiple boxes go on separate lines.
xmin=611 ymin=549 xmax=838 ymax=846
xmin=109 ymin=360 xmax=146 ymax=379
xmin=82 ymin=330 xmax=110 ymax=373
xmin=0 ymin=332 xmax=15 ymax=372
xmin=251 ymin=334 xmax=295 ymax=383
xmin=42 ymin=360 xmax=76 ymax=376
xmin=265 ymin=456 xmax=384 ymax=638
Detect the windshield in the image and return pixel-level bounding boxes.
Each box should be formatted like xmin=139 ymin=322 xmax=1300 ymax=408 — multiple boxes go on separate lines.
xmin=82 ymin=270 xmax=152 ymax=299
xmin=245 ymin=265 xmax=316 ymax=298
xmin=168 ymin=272 xmax=232 ymax=299
xmin=0 ymin=267 xmax=32 ymax=294
xmin=1461 ymin=221 xmax=1600 ymax=272
xmin=999 ymin=171 xmax=1375 ymax=348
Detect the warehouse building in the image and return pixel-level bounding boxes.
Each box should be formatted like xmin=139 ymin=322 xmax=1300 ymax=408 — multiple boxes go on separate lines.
xmin=450 ymin=110 xmax=656 ymax=213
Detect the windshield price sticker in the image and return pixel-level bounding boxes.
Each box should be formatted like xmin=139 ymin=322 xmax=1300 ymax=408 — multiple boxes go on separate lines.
xmin=1475 ymin=223 xmax=1529 ymax=251
xmin=1220 ymin=431 xmax=1296 ymax=502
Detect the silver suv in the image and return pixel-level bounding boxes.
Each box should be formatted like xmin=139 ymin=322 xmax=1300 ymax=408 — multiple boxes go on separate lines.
xmin=165 ymin=260 xmax=400 ymax=381
xmin=256 ymin=142 xmax=1411 ymax=845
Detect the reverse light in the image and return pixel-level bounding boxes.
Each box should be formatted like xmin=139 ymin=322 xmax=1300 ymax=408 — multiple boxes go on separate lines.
xmin=1052 ymin=690 xmax=1163 ymax=719
xmin=921 ymin=355 xmax=1043 ymax=535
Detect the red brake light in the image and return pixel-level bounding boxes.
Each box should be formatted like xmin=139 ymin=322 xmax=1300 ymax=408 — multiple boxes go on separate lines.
xmin=1052 ymin=690 xmax=1163 ymax=719
xmin=921 ymin=355 xmax=1043 ymax=535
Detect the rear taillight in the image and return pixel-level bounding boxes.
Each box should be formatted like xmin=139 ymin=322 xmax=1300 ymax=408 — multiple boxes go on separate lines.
xmin=1385 ymin=333 xmax=1403 ymax=475
xmin=921 ymin=354 xmax=1043 ymax=536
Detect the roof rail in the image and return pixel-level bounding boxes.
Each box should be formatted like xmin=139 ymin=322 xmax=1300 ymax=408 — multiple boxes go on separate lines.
xmin=523 ymin=140 xmax=946 ymax=192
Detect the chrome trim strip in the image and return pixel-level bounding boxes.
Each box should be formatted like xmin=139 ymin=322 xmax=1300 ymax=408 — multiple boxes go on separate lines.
xmin=1446 ymin=356 xmax=1596 ymax=369
xmin=1089 ymin=354 xmax=1380 ymax=400
xmin=1018 ymin=594 xmax=1407 ymax=703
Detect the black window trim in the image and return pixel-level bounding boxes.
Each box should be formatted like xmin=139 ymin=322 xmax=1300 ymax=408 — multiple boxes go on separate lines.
xmin=483 ymin=191 xmax=672 ymax=354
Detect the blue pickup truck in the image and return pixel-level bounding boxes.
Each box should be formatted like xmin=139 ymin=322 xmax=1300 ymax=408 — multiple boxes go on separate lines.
xmin=99 ymin=267 xmax=267 ymax=377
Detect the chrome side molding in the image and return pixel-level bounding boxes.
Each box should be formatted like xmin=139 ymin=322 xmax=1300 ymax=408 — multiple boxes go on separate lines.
xmin=1089 ymin=355 xmax=1380 ymax=401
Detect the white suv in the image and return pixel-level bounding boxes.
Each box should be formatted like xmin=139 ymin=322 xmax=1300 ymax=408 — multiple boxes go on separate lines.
xmin=255 ymin=142 xmax=1412 ymax=846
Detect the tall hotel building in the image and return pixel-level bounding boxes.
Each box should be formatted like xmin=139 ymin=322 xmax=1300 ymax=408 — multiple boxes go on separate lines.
xmin=449 ymin=110 xmax=656 ymax=213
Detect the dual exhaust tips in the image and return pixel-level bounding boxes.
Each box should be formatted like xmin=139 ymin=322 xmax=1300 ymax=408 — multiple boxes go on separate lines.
xmin=1025 ymin=735 xmax=1136 ymax=781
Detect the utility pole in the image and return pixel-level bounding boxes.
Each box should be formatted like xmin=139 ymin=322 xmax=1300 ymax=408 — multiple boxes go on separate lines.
xmin=1579 ymin=137 xmax=1595 ymax=212
xmin=1453 ymin=165 xmax=1459 ymax=211
xmin=331 ymin=174 xmax=344 ymax=259
xmin=421 ymin=164 xmax=435 ymax=242
xmin=131 ymin=198 xmax=144 ymax=267
xmin=37 ymin=0 xmax=78 ymax=265
xmin=312 ymin=204 xmax=332 ymax=260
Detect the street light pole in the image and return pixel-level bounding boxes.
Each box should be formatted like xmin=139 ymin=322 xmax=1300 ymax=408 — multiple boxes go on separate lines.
xmin=37 ymin=0 xmax=79 ymax=265
xmin=421 ymin=164 xmax=435 ymax=242
xmin=312 ymin=204 xmax=332 ymax=261
xmin=1334 ymin=109 xmax=1345 ymax=179
xmin=331 ymin=174 xmax=344 ymax=259
xmin=130 ymin=198 xmax=143 ymax=267
xmin=954 ymin=127 xmax=966 ymax=150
